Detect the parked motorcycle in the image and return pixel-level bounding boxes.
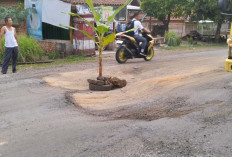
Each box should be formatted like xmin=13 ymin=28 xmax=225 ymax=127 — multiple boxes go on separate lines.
xmin=115 ymin=32 xmax=155 ymax=64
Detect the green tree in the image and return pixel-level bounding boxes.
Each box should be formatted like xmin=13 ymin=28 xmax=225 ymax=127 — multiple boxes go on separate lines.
xmin=0 ymin=3 xmax=28 ymax=25
xmin=187 ymin=0 xmax=226 ymax=42
xmin=141 ymin=0 xmax=185 ymax=31
xmin=218 ymin=0 xmax=232 ymax=13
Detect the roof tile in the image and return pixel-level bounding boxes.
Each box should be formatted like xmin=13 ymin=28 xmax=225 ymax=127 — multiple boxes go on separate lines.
xmin=60 ymin=0 xmax=128 ymax=6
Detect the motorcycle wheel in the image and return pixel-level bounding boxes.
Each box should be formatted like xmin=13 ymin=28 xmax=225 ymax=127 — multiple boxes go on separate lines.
xmin=116 ymin=47 xmax=128 ymax=64
xmin=144 ymin=48 xmax=154 ymax=61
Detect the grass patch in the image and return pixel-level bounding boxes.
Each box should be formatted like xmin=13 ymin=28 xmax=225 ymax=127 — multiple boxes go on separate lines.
xmin=47 ymin=52 xmax=61 ymax=60
xmin=1 ymin=35 xmax=45 ymax=63
xmin=17 ymin=55 xmax=97 ymax=70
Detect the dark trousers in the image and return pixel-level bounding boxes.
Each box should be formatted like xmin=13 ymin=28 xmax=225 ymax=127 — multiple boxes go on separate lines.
xmin=1 ymin=47 xmax=18 ymax=74
xmin=133 ymin=35 xmax=147 ymax=53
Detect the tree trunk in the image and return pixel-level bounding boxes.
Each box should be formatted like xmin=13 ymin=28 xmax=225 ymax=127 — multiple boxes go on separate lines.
xmin=161 ymin=20 xmax=169 ymax=32
xmin=149 ymin=16 xmax=152 ymax=31
xmin=215 ymin=18 xmax=223 ymax=43
xmin=162 ymin=14 xmax=171 ymax=32
xmin=165 ymin=23 xmax=169 ymax=32
xmin=98 ymin=46 xmax=103 ymax=77
xmin=166 ymin=14 xmax=171 ymax=32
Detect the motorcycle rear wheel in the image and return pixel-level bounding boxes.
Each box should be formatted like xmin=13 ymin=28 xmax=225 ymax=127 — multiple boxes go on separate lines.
xmin=116 ymin=47 xmax=128 ymax=64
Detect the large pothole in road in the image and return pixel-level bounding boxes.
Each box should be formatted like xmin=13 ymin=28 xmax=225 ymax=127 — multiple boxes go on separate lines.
xmin=44 ymin=62 xmax=227 ymax=121
xmin=43 ymin=66 xmax=191 ymax=111
xmin=95 ymin=97 xmax=207 ymax=121
xmin=111 ymin=98 xmax=224 ymax=121
xmin=66 ymin=93 xmax=221 ymax=121
xmin=111 ymin=101 xmax=203 ymax=121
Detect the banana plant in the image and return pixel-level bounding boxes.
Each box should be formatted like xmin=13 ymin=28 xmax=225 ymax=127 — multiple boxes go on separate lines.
xmin=60 ymin=0 xmax=137 ymax=77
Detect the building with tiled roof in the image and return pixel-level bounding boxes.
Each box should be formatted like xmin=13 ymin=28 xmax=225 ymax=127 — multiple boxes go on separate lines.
xmin=60 ymin=0 xmax=129 ymax=6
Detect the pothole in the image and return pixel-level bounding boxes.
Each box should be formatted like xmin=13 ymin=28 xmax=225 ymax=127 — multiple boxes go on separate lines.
xmin=205 ymin=100 xmax=223 ymax=105
xmin=111 ymin=97 xmax=205 ymax=121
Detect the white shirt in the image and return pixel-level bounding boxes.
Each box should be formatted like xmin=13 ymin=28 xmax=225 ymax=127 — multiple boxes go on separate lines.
xmin=133 ymin=18 xmax=144 ymax=35
xmin=4 ymin=26 xmax=18 ymax=48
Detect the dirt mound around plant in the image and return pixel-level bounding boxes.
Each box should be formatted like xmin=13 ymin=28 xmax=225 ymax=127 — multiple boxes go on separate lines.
xmin=43 ymin=50 xmax=229 ymax=121
xmin=43 ymin=61 xmax=216 ymax=111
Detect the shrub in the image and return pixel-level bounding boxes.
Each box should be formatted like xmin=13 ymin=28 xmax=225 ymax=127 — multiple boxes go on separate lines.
xmin=0 ymin=35 xmax=45 ymax=63
xmin=187 ymin=37 xmax=194 ymax=45
xmin=187 ymin=37 xmax=198 ymax=45
xmin=165 ymin=31 xmax=181 ymax=46
xmin=193 ymin=40 xmax=198 ymax=45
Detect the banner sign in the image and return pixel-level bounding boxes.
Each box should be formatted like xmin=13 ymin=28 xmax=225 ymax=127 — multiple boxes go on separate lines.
xmin=96 ymin=6 xmax=114 ymax=22
xmin=25 ymin=0 xmax=43 ymax=40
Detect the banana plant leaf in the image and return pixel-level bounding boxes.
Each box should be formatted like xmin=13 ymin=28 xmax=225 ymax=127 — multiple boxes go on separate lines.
xmin=85 ymin=0 xmax=100 ymax=22
xmin=103 ymin=27 xmax=139 ymax=47
xmin=61 ymin=11 xmax=97 ymax=31
xmin=116 ymin=27 xmax=139 ymax=36
xmin=96 ymin=22 xmax=110 ymax=34
xmin=102 ymin=33 xmax=115 ymax=47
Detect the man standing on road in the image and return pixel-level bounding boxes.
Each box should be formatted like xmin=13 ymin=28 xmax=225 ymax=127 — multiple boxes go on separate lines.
xmin=132 ymin=12 xmax=151 ymax=56
xmin=0 ymin=16 xmax=19 ymax=75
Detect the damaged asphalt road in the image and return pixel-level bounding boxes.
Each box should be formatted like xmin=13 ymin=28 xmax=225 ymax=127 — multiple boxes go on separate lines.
xmin=0 ymin=49 xmax=232 ymax=157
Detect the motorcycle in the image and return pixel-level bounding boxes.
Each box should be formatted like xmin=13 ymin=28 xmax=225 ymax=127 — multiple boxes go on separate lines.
xmin=115 ymin=32 xmax=155 ymax=64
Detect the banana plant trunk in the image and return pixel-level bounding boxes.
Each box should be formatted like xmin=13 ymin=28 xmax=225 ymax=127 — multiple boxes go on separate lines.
xmin=99 ymin=46 xmax=103 ymax=77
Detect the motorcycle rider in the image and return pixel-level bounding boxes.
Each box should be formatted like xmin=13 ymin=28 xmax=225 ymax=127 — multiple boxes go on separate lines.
xmin=132 ymin=12 xmax=151 ymax=56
